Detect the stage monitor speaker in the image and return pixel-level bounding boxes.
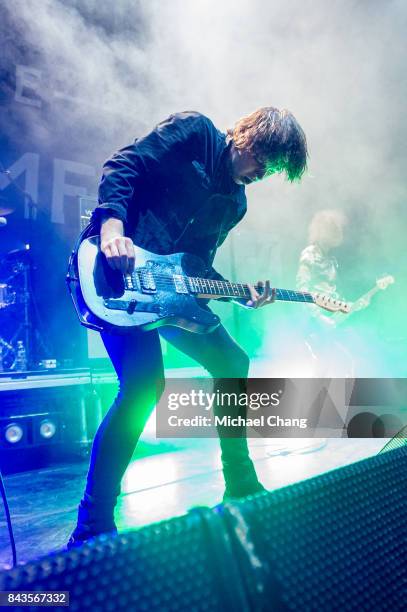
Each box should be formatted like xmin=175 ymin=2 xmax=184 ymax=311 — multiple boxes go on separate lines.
xmin=219 ymin=446 xmax=407 ymax=611
xmin=0 ymin=508 xmax=248 ymax=612
xmin=1 ymin=448 xmax=406 ymax=610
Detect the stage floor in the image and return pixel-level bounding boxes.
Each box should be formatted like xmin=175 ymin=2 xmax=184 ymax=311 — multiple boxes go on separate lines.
xmin=0 ymin=435 xmax=387 ymax=570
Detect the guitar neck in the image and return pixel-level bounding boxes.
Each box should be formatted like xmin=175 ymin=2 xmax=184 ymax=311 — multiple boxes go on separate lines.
xmin=354 ymin=285 xmax=380 ymax=306
xmin=189 ymin=277 xmax=314 ymax=304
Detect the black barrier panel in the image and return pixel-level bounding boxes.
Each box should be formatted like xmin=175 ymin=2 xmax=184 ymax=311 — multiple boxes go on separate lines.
xmin=219 ymin=447 xmax=407 ymax=611
xmin=0 ymin=508 xmax=248 ymax=612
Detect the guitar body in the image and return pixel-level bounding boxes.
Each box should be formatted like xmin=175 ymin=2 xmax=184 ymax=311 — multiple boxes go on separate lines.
xmin=68 ymin=236 xmax=220 ymax=334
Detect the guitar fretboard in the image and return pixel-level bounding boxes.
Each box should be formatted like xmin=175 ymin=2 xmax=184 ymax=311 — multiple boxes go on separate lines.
xmin=187 ymin=277 xmax=314 ymax=303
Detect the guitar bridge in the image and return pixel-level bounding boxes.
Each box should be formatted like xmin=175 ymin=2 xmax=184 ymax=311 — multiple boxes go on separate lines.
xmin=104 ymin=298 xmax=160 ymax=314
xmin=104 ymin=299 xmax=131 ymax=311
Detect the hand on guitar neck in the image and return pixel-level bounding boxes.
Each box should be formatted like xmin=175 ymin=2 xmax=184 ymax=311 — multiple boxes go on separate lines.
xmin=245 ymin=280 xmax=276 ymax=309
xmin=332 ymin=275 xmax=395 ymax=326
xmin=349 ymin=275 xmax=394 ymax=313
xmin=351 ymin=297 xmax=371 ymax=313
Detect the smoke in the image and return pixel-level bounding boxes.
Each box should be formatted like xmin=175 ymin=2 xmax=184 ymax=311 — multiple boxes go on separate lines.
xmin=1 ymin=0 xmax=406 ymax=364
xmin=3 ymin=1 xmax=406 ymax=210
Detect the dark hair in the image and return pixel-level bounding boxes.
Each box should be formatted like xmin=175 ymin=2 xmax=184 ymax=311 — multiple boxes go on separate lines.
xmin=227 ymin=106 xmax=308 ymax=181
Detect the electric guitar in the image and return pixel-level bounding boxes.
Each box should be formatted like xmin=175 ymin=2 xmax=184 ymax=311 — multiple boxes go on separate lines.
xmin=67 ymin=236 xmax=350 ymax=334
xmin=332 ymin=275 xmax=394 ymax=327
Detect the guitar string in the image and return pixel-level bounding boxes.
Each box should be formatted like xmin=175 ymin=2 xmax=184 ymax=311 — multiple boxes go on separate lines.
xmin=126 ymin=275 xmax=311 ymax=293
xmin=127 ymin=282 xmax=314 ymax=301
xmin=126 ymin=270 xmax=313 ymax=297
xmin=117 ymin=265 xmax=347 ymax=303
xmin=124 ymin=274 xmax=315 ymax=302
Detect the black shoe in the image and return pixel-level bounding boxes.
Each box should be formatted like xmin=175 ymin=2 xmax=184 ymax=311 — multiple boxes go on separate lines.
xmin=67 ymin=491 xmax=118 ymax=549
xmin=223 ymin=481 xmax=266 ymax=502
xmin=66 ymin=524 xmax=118 ymax=549
xmin=221 ymin=456 xmax=266 ymax=501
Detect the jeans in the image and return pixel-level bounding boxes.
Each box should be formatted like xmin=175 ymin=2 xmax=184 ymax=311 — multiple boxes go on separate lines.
xmin=81 ymin=322 xmax=262 ymax=525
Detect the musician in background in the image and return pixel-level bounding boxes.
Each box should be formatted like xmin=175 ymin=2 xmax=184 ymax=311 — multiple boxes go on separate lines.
xmin=68 ymin=107 xmax=308 ymax=546
xmin=296 ymin=209 xmax=354 ymax=375
xmin=297 ymin=210 xmax=395 ymax=378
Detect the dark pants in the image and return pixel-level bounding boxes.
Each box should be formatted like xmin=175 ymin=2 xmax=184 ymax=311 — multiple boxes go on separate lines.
xmin=81 ymin=323 xmax=262 ymax=528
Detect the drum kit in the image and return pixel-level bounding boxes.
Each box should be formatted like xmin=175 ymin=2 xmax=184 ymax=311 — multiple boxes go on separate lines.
xmin=0 ymin=204 xmax=33 ymax=371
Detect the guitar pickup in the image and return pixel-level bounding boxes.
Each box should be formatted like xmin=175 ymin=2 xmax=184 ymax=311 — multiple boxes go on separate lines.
xmin=138 ymin=269 xmax=156 ymax=293
xmin=124 ymin=274 xmax=136 ymax=290
xmin=173 ymin=274 xmax=188 ymax=294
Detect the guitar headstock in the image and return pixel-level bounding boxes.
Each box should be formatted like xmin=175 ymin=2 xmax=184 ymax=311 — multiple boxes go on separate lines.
xmin=313 ymin=293 xmax=351 ymax=313
xmin=376 ymin=275 xmax=395 ymax=291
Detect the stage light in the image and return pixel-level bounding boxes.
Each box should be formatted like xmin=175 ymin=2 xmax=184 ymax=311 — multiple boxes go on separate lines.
xmin=39 ymin=418 xmax=57 ymax=440
xmin=4 ymin=422 xmax=24 ymax=444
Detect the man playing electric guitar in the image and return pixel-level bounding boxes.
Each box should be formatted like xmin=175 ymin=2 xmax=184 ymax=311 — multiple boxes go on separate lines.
xmin=68 ymin=107 xmax=308 ymax=546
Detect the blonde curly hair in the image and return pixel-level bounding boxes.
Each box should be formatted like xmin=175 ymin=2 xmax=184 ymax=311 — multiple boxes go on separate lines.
xmin=308 ymin=209 xmax=347 ymax=244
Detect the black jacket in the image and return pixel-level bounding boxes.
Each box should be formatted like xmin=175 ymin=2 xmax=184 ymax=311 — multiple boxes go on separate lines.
xmin=90 ymin=111 xmax=247 ymax=286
